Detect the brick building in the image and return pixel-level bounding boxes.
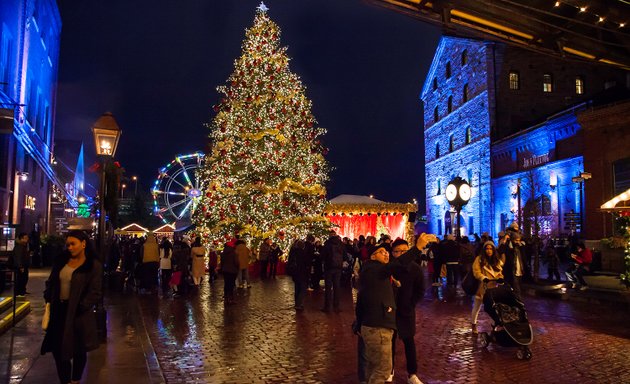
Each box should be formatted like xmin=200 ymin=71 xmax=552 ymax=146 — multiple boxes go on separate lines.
xmin=0 ymin=0 xmax=64 ymax=235
xmin=422 ymin=35 xmax=628 ymax=239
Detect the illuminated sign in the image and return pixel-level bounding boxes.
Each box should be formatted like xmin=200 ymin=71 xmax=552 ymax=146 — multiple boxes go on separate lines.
xmin=25 ymin=195 xmax=36 ymax=210
xmin=522 ymin=153 xmax=550 ymax=169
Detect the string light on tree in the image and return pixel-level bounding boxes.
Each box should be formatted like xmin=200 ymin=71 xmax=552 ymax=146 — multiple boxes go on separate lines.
xmin=193 ymin=3 xmax=331 ymax=248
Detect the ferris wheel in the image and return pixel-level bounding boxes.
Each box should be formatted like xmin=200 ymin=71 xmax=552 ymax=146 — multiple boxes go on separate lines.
xmin=152 ymin=152 xmax=204 ymax=223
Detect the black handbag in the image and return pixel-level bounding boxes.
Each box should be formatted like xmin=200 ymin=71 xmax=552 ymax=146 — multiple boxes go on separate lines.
xmin=461 ymin=271 xmax=479 ymax=296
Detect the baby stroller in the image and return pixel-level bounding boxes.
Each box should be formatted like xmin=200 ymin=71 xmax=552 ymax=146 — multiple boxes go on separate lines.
xmin=479 ymin=280 xmax=533 ymax=360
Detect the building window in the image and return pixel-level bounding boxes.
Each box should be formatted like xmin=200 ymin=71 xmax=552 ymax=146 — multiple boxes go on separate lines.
xmin=543 ymin=73 xmax=553 ymax=92
xmin=575 ymin=76 xmax=584 ymax=94
xmin=434 ymin=106 xmax=439 ymax=123
xmin=500 ymin=213 xmax=508 ymax=232
xmin=435 ymin=143 xmax=440 ymax=159
xmin=468 ymin=216 xmax=474 ymax=235
xmin=449 ymin=135 xmax=454 ymax=152
xmin=467 ymin=169 xmax=473 ymax=184
xmin=509 ymin=71 xmax=520 ymax=90
xmin=433 ymin=77 xmax=438 ymax=90
xmin=447 ymin=96 xmax=453 ymax=113
xmin=437 ymin=179 xmax=442 ymax=195
xmin=465 ymin=127 xmax=471 ymax=144
xmin=446 ymin=62 xmax=451 ymax=78
xmin=461 ymin=50 xmax=468 ymax=66
xmin=438 ymin=219 xmax=443 ymax=235
xmin=463 ymin=84 xmax=469 ymax=102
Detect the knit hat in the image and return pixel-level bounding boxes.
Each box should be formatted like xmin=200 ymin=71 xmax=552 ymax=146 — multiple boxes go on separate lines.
xmin=483 ymin=241 xmax=496 ymax=249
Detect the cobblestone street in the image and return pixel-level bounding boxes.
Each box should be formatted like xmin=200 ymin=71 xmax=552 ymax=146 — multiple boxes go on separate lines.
xmin=137 ymin=276 xmax=630 ymax=384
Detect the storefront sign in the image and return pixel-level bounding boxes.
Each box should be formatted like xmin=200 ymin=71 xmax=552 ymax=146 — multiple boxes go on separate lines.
xmin=522 ymin=153 xmax=550 ymax=169
xmin=25 ymin=195 xmax=36 ymax=210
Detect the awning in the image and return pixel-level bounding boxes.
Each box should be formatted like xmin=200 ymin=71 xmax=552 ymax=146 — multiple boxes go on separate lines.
xmin=600 ymin=188 xmax=630 ymax=212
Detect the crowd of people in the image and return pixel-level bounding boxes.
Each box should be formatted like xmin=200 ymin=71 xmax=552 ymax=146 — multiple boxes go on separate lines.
xmin=24 ymin=222 xmax=595 ymax=384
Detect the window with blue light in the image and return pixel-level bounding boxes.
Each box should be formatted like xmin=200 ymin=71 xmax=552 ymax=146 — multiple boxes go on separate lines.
xmin=434 ymin=106 xmax=439 ymax=123
xmin=433 ymin=77 xmax=438 ymax=90
xmin=437 ymin=179 xmax=442 ymax=195
xmin=447 ymin=96 xmax=453 ymax=113
xmin=463 ymin=83 xmax=469 ymax=102
xmin=469 ymin=216 xmax=474 ymax=234
xmin=449 ymin=135 xmax=454 ymax=152
xmin=467 ymin=169 xmax=473 ymax=184
xmin=435 ymin=143 xmax=440 ymax=159
xmin=461 ymin=50 xmax=468 ymax=66
xmin=438 ymin=219 xmax=443 ymax=235
xmin=446 ymin=61 xmax=451 ymax=78
xmin=465 ymin=127 xmax=471 ymax=144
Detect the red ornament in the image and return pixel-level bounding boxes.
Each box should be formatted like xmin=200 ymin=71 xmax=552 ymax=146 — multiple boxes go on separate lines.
xmin=227 ymin=182 xmax=234 ymax=188
xmin=273 ymin=209 xmax=280 ymax=215
xmin=282 ymin=200 xmax=289 ymax=206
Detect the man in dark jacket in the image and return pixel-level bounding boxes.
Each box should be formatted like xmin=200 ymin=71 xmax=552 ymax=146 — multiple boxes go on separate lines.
xmin=499 ymin=224 xmax=525 ymax=298
xmin=13 ymin=233 xmax=30 ymax=295
xmin=355 ymin=243 xmax=397 ymax=384
xmin=220 ymin=239 xmax=239 ymax=304
xmin=321 ymin=231 xmax=344 ymax=312
xmin=389 ymin=234 xmax=438 ymax=384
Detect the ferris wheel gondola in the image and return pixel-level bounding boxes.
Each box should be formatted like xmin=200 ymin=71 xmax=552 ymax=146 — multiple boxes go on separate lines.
xmin=152 ymin=152 xmax=204 ymax=224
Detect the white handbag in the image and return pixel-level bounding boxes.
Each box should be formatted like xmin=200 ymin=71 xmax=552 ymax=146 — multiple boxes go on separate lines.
xmin=42 ymin=302 xmax=50 ymax=331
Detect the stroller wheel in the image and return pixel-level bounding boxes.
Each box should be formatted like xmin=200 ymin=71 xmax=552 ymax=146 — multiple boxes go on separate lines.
xmin=516 ymin=349 xmax=524 ymax=360
xmin=479 ymin=332 xmax=490 ymax=348
xmin=524 ymin=347 xmax=533 ymax=360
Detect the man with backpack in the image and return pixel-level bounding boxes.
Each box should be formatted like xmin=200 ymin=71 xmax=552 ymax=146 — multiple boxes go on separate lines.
xmin=321 ymin=230 xmax=344 ymax=313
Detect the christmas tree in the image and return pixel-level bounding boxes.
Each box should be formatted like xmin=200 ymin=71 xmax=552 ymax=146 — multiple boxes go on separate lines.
xmin=193 ymin=3 xmax=331 ymax=249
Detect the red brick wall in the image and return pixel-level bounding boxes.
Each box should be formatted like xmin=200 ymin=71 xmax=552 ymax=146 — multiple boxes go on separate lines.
xmin=577 ymin=100 xmax=630 ymax=239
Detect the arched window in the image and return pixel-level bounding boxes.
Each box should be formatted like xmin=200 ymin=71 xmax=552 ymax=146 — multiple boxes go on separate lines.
xmin=446 ymin=61 xmax=451 ymax=78
xmin=433 ymin=77 xmax=438 ymax=90
xmin=449 ymin=135 xmax=455 ymax=152
xmin=465 ymin=127 xmax=471 ymax=144
xmin=434 ymin=106 xmax=439 ymax=123
xmin=461 ymin=49 xmax=468 ymax=65
xmin=447 ymin=96 xmax=453 ymax=113
xmin=463 ymin=83 xmax=469 ymax=102
xmin=435 ymin=143 xmax=440 ymax=159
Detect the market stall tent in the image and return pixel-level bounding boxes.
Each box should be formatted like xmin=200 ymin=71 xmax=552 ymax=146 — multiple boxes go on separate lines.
xmin=326 ymin=194 xmax=416 ymax=240
xmin=114 ymin=223 xmax=149 ymax=237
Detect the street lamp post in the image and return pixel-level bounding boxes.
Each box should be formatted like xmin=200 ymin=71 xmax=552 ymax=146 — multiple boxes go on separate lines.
xmin=445 ymin=177 xmax=471 ymax=239
xmin=132 ymin=176 xmax=138 ymax=197
xmin=121 ymin=183 xmax=126 ymax=199
xmin=572 ymin=171 xmax=592 ymax=235
xmin=91 ymin=112 xmax=122 ymax=342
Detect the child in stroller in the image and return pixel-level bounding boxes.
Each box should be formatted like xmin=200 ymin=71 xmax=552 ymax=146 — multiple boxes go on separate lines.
xmin=479 ymin=280 xmax=533 ymax=360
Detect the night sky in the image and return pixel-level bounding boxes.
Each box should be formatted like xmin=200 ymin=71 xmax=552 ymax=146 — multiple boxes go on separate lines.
xmin=54 ymin=0 xmax=441 ymax=208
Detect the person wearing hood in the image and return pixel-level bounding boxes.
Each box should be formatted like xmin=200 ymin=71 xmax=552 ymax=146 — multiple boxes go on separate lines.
xmin=355 ymin=243 xmax=397 ymax=384
xmin=471 ymin=241 xmax=505 ymax=334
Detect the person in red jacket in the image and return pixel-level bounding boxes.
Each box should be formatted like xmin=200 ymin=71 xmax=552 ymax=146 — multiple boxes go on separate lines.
xmin=566 ymin=242 xmax=592 ymax=290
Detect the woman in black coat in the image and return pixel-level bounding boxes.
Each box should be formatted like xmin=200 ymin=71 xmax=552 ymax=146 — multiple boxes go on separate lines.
xmin=41 ymin=230 xmax=102 ymax=384
xmin=287 ymin=239 xmax=309 ymax=310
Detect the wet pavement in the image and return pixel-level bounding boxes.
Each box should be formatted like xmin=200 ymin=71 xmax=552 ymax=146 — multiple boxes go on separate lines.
xmin=138 ymin=276 xmax=630 ymax=384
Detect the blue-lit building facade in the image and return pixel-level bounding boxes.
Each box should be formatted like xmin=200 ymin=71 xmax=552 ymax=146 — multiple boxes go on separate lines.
xmin=0 ymin=0 xmax=63 ymax=233
xmin=422 ymin=36 xmax=628 ymax=239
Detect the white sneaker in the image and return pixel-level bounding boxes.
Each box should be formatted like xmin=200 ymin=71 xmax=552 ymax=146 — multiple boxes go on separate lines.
xmin=386 ymin=371 xmax=394 ymax=383
xmin=408 ymin=374 xmax=424 ymax=384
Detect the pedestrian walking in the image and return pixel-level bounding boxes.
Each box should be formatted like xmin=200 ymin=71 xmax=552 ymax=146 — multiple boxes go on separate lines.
xmin=159 ymin=237 xmax=173 ymax=295
xmin=258 ymin=238 xmax=272 ymax=279
xmin=543 ymin=242 xmax=561 ymax=281
xmin=172 ymin=236 xmax=191 ymax=296
xmin=11 ymin=232 xmax=30 ymax=295
xmin=355 ymin=244 xmax=397 ymax=384
xmin=471 ymin=241 xmax=505 ymax=334
xmin=389 ymin=234 xmax=438 ymax=384
xmin=191 ymin=237 xmax=206 ymax=287
xmin=499 ymin=223 xmax=525 ymax=298
xmin=221 ymin=239 xmax=239 ymax=305
xmin=40 ymin=230 xmax=102 ymax=384
xmin=208 ymin=246 xmax=218 ymax=285
xmin=140 ymin=233 xmax=160 ymax=294
xmin=287 ymin=239 xmax=310 ymax=310
xmin=235 ymin=240 xmax=252 ymax=288
xmin=268 ymin=242 xmax=282 ymax=279
xmin=321 ymin=230 xmax=344 ymax=313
